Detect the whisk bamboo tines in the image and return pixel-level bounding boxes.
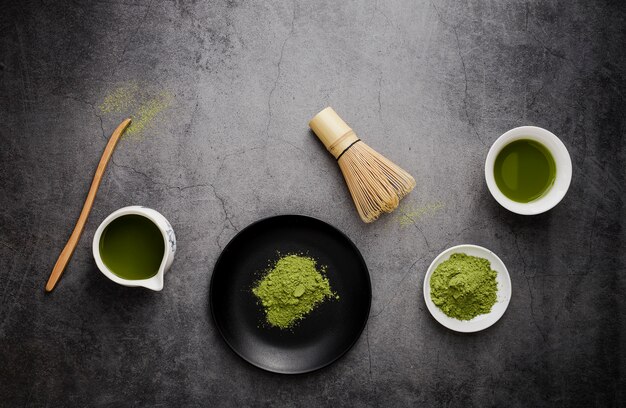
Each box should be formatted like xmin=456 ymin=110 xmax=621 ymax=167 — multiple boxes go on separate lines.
xmin=309 ymin=107 xmax=416 ymax=223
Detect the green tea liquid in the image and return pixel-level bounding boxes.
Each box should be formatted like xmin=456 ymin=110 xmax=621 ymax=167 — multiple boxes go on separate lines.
xmin=494 ymin=139 xmax=556 ymax=203
xmin=99 ymin=214 xmax=164 ymax=280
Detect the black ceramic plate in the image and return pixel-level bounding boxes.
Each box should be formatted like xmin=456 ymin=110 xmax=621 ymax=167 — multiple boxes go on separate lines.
xmin=210 ymin=215 xmax=371 ymax=374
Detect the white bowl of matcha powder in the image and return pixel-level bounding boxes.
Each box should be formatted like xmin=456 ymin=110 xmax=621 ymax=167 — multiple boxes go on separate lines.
xmin=423 ymin=244 xmax=512 ymax=333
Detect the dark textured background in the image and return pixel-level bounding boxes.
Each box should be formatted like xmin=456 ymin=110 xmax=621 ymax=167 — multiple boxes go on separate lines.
xmin=1 ymin=0 xmax=624 ymax=406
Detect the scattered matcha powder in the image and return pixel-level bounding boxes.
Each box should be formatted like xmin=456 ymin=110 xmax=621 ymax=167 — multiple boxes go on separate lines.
xmin=99 ymin=83 xmax=139 ymax=114
xmin=430 ymin=253 xmax=498 ymax=320
xmin=396 ymin=202 xmax=444 ymax=226
xmin=252 ymin=254 xmax=338 ymax=329
xmin=125 ymin=91 xmax=172 ymax=136
xmin=99 ymin=83 xmax=172 ymax=138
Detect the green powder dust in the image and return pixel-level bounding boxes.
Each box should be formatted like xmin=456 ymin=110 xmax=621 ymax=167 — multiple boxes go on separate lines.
xmin=99 ymin=83 xmax=172 ymax=138
xmin=396 ymin=202 xmax=444 ymax=226
xmin=429 ymin=253 xmax=498 ymax=320
xmin=126 ymin=92 xmax=172 ymax=136
xmin=99 ymin=83 xmax=139 ymax=114
xmin=252 ymin=254 xmax=338 ymax=329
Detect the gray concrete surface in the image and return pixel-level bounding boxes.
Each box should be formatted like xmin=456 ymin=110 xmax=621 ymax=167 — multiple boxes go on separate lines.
xmin=1 ymin=0 xmax=624 ymax=406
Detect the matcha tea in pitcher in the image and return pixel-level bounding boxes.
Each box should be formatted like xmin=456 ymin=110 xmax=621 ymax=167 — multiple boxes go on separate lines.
xmin=99 ymin=214 xmax=165 ymax=280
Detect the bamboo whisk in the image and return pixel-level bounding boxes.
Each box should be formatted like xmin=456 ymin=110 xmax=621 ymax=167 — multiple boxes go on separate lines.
xmin=309 ymin=107 xmax=416 ymax=223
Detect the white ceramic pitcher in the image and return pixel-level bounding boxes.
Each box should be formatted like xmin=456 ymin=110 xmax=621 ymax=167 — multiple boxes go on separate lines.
xmin=92 ymin=206 xmax=176 ymax=291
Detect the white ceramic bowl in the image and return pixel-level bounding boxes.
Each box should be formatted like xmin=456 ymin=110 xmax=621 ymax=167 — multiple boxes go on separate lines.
xmin=423 ymin=244 xmax=511 ymax=333
xmin=485 ymin=126 xmax=572 ymax=215
xmin=93 ymin=206 xmax=176 ymax=291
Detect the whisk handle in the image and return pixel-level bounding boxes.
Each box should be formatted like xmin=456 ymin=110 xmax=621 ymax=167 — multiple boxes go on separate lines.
xmin=309 ymin=107 xmax=361 ymax=158
xmin=330 ymin=132 xmax=360 ymax=160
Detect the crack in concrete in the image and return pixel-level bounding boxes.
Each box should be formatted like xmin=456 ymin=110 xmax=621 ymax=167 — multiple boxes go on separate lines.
xmin=183 ymin=100 xmax=200 ymax=138
xmin=210 ymin=183 xmax=237 ymax=229
xmin=369 ymin=0 xmax=398 ymax=33
xmin=431 ymin=3 xmax=484 ymax=146
xmin=451 ymin=26 xmax=484 ymax=146
xmin=368 ymin=0 xmax=379 ymax=25
xmin=264 ymin=0 xmax=296 ymax=142
xmin=209 ymin=147 xmax=271 ymax=249
xmin=54 ymin=93 xmax=107 ymax=141
xmin=527 ymin=80 xmax=546 ymax=110
xmin=117 ymin=0 xmax=155 ymax=64
xmin=529 ymin=29 xmax=577 ymax=69
xmin=108 ymin=160 xmax=211 ymax=194
xmin=401 ymin=211 xmax=432 ymax=252
xmin=109 ymin=160 xmax=154 ymax=182
xmin=270 ymin=136 xmax=308 ymax=157
xmin=210 ymin=185 xmax=234 ymax=251
xmin=0 ymin=241 xmax=20 ymax=254
xmin=95 ymin=112 xmax=106 ymax=141
xmin=370 ymin=255 xmax=426 ymax=318
xmin=585 ymin=172 xmax=610 ymax=271
xmin=524 ymin=2 xmax=530 ymax=31
xmin=514 ymin=232 xmax=547 ymax=343
xmin=414 ymin=221 xmax=431 ymax=252
xmin=214 ymin=145 xmax=266 ymax=180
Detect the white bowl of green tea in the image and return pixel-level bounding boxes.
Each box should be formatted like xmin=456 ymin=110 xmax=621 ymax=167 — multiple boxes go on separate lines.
xmin=93 ymin=206 xmax=176 ymax=291
xmin=485 ymin=126 xmax=572 ymax=215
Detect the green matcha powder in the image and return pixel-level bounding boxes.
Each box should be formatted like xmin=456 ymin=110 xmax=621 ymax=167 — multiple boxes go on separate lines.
xmin=253 ymin=254 xmax=338 ymax=329
xmin=430 ymin=253 xmax=498 ymax=320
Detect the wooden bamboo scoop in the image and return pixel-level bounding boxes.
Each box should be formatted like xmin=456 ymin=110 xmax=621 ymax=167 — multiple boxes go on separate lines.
xmin=45 ymin=118 xmax=132 ymax=292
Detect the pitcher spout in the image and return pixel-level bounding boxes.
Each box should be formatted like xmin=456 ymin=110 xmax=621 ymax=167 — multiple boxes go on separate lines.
xmin=142 ymin=271 xmax=164 ymax=291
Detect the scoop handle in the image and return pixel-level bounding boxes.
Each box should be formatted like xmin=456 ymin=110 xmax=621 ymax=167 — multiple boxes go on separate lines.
xmin=45 ymin=118 xmax=131 ymax=292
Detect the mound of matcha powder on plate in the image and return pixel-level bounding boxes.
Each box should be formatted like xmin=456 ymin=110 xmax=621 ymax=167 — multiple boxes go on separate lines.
xmin=430 ymin=253 xmax=498 ymax=320
xmin=252 ymin=254 xmax=338 ymax=329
